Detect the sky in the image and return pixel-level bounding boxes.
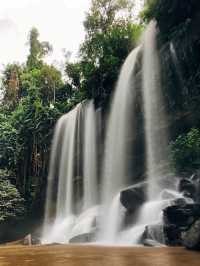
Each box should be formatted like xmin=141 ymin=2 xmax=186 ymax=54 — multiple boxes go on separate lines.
xmin=0 ymin=0 xmax=91 ymax=69
xmin=0 ymin=0 xmax=144 ymax=70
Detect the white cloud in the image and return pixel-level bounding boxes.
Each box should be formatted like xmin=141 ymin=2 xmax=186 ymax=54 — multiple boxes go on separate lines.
xmin=0 ymin=0 xmax=91 ymax=70
xmin=0 ymin=18 xmax=16 ymax=31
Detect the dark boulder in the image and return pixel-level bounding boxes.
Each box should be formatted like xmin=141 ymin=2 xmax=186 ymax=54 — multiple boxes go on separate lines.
xmin=120 ymin=182 xmax=147 ymax=212
xmin=163 ymin=204 xmax=200 ymax=247
xmin=191 ymin=172 xmax=200 ymax=202
xmin=181 ymin=219 xmax=200 ymax=250
xmin=163 ymin=204 xmax=200 ymax=228
xmin=164 ymin=224 xmax=182 ymax=246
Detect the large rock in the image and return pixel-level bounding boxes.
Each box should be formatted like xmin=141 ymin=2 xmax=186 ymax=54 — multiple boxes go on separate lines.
xmin=69 ymin=231 xmax=95 ymax=244
xmin=191 ymin=172 xmax=200 ymax=202
xmin=164 ymin=224 xmax=182 ymax=246
xmin=163 ymin=204 xmax=200 ymax=247
xmin=120 ymin=182 xmax=147 ymax=212
xmin=163 ymin=204 xmax=200 ymax=228
xmin=181 ymin=219 xmax=200 ymax=250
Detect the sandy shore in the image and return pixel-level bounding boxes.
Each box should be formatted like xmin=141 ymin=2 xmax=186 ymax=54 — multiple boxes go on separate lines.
xmin=0 ymin=245 xmax=199 ymax=266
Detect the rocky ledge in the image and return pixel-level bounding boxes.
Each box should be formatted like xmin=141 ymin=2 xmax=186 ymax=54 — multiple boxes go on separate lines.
xmin=120 ymin=173 xmax=200 ymax=250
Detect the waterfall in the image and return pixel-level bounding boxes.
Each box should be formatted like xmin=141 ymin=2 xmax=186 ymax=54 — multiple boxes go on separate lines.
xmin=142 ymin=21 xmax=169 ymax=200
xmin=42 ymin=115 xmax=66 ymax=238
xmin=42 ymin=104 xmax=82 ymax=243
xmin=98 ymin=47 xmax=140 ymax=243
xmin=56 ymin=105 xmax=81 ymax=219
xmin=42 ymin=20 xmax=174 ymax=246
xmin=119 ymin=21 xmax=172 ymax=245
xmin=42 ymin=101 xmax=100 ymax=244
xmin=83 ymin=101 xmax=98 ymax=210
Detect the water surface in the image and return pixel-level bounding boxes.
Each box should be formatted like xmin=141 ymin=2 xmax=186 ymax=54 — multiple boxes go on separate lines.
xmin=0 ymin=245 xmax=199 ymax=266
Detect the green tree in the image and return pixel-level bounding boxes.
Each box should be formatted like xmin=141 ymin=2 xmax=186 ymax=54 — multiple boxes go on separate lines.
xmin=1 ymin=64 xmax=23 ymax=108
xmin=0 ymin=114 xmax=17 ymax=170
xmin=21 ymin=65 xmax=63 ymax=104
xmin=66 ymin=0 xmax=143 ymax=104
xmin=27 ymin=27 xmax=52 ymax=69
xmin=84 ymin=0 xmax=133 ymax=34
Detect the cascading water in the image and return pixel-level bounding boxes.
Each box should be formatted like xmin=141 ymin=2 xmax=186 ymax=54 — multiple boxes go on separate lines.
xmin=43 ymin=115 xmax=66 ymax=234
xmin=142 ymin=20 xmax=169 ymax=200
xmin=42 ymin=101 xmax=99 ymax=244
xmin=56 ymin=105 xmax=81 ymax=219
xmin=69 ymin=101 xmax=99 ymax=240
xmin=42 ymin=104 xmax=82 ymax=243
xmin=42 ymin=20 xmax=179 ymax=246
xmin=118 ymin=21 xmax=173 ymax=245
xmin=98 ymin=47 xmax=140 ymax=243
xmin=83 ymin=101 xmax=98 ymax=210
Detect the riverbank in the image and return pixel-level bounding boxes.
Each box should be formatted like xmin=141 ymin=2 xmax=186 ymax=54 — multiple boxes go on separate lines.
xmin=0 ymin=245 xmax=199 ymax=266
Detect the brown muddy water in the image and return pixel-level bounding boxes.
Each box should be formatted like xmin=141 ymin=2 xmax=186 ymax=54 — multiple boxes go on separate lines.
xmin=0 ymin=245 xmax=199 ymax=266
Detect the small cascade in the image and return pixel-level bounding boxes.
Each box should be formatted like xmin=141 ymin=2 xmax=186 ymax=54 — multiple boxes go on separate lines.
xmin=42 ymin=104 xmax=83 ymax=243
xmin=142 ymin=20 xmax=169 ymax=200
xmin=98 ymin=47 xmax=140 ymax=242
xmin=83 ymin=101 xmax=98 ymax=210
xmin=119 ymin=189 xmax=183 ymax=245
xmin=70 ymin=206 xmax=99 ymax=241
xmin=42 ymin=100 xmax=100 ymax=244
xmin=56 ymin=105 xmax=82 ymax=219
xmin=99 ymin=194 xmax=125 ymax=244
xmin=170 ymin=42 xmax=184 ymax=87
xmin=43 ymin=115 xmax=67 ymax=234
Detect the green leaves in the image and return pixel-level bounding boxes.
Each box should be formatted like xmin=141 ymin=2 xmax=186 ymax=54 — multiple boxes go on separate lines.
xmin=170 ymin=128 xmax=200 ymax=172
xmin=0 ymin=177 xmax=25 ymax=222
xmin=67 ymin=5 xmax=143 ymax=104
xmin=0 ymin=114 xmax=17 ymax=170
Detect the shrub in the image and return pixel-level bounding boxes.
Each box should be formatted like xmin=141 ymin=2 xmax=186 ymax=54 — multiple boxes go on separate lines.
xmin=0 ymin=176 xmax=25 ymax=222
xmin=170 ymin=128 xmax=200 ymax=172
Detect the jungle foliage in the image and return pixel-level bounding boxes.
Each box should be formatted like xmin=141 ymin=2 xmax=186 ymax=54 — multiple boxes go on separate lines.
xmin=170 ymin=129 xmax=200 ymax=173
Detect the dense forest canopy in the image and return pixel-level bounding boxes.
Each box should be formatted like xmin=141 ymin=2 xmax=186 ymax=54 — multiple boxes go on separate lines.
xmin=0 ymin=0 xmax=200 ymax=231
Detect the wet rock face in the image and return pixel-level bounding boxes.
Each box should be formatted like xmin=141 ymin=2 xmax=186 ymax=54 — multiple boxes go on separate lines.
xmin=181 ymin=219 xmax=200 ymax=250
xmin=164 ymin=224 xmax=182 ymax=246
xmin=162 ymin=174 xmax=200 ymax=249
xmin=163 ymin=204 xmax=200 ymax=248
xmin=120 ymin=182 xmax=147 ymax=212
xmin=163 ymin=204 xmax=200 ymax=228
xmin=191 ymin=172 xmax=200 ymax=203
